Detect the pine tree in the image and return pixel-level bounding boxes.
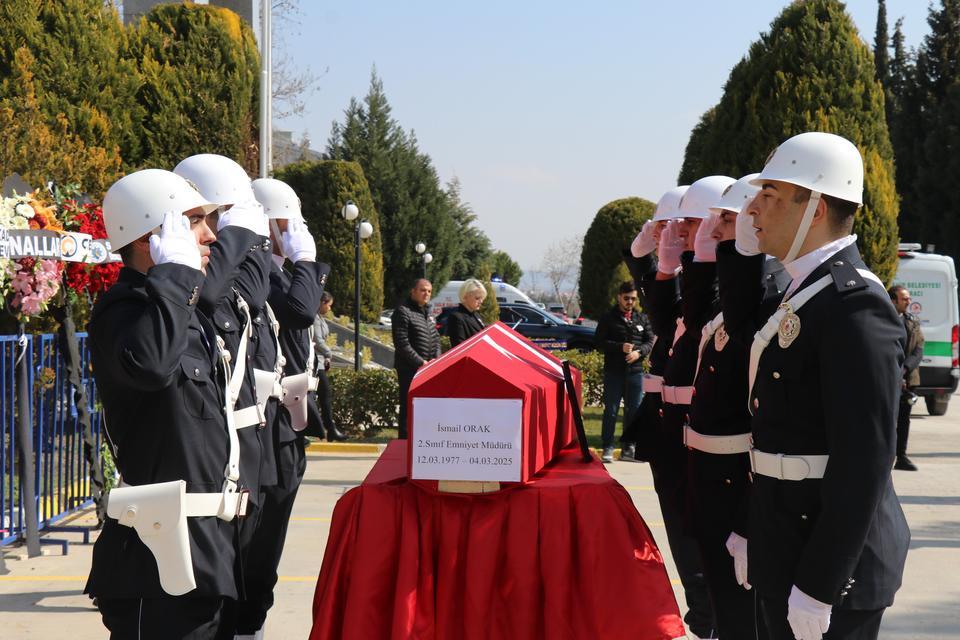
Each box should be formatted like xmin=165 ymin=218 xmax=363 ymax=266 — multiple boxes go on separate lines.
xmin=489 ymin=250 xmax=523 ymax=286
xmin=875 ymin=0 xmax=890 ymax=86
xmin=274 ymin=160 xmax=385 ymax=321
xmin=327 ymin=70 xmax=462 ymax=304
xmin=128 ymin=3 xmax=260 ymax=171
xmin=675 ymin=0 xmax=901 ymax=283
xmin=578 ymin=197 xmax=655 ymax=319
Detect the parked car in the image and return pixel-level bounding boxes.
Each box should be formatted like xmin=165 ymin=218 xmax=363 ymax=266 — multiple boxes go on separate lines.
xmin=892 ymin=243 xmax=959 ymax=416
xmin=378 ymin=309 xmax=393 ymax=329
xmin=436 ymin=303 xmax=595 ymax=352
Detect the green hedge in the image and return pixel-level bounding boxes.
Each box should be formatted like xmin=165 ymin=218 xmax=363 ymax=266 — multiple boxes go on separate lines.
xmin=329 ymin=367 xmax=398 ymax=436
xmin=555 ymin=349 xmax=604 ymax=407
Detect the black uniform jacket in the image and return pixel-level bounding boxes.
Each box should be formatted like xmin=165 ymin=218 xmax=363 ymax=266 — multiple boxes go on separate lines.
xmin=392 ymin=298 xmax=441 ymax=376
xmin=647 ymin=253 xmax=719 ymax=446
xmin=268 ymin=259 xmax=330 ymax=445
xmin=748 ymin=243 xmax=910 ymax=609
xmin=446 ymin=304 xmax=484 ymax=347
xmin=198 ymin=227 xmax=275 ymax=504
xmin=86 ymin=264 xmax=239 ymax=599
xmin=624 ymin=250 xmax=670 ymax=377
xmin=685 ymin=241 xmax=764 ymax=535
xmin=594 ymin=305 xmax=655 ymax=374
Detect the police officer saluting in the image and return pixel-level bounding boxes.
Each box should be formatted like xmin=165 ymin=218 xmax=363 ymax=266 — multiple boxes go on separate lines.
xmin=87 ymin=170 xmax=249 ymax=638
xmin=742 ymin=132 xmax=910 ymax=640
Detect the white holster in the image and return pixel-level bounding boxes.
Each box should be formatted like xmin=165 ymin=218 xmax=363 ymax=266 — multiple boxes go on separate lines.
xmin=280 ymin=372 xmax=311 ymax=431
xmin=106 ymin=480 xmax=195 ymax=596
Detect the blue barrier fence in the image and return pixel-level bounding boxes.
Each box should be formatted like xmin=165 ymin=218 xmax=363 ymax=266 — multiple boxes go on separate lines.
xmin=1 ymin=332 xmax=102 ymax=548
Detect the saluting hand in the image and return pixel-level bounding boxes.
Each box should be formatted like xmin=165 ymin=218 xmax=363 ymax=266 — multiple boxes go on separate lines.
xmin=218 ymin=199 xmax=269 ymax=237
xmin=149 ymin=211 xmax=201 ymax=271
xmin=631 ymin=220 xmax=657 ymax=258
xmin=657 ymin=221 xmax=684 ymax=275
xmin=693 ymin=212 xmax=721 ymax=262
xmin=281 ymin=219 xmax=317 ymax=263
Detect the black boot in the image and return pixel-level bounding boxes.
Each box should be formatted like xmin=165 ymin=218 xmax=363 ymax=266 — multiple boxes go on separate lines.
xmin=326 ymin=425 xmax=348 ymax=442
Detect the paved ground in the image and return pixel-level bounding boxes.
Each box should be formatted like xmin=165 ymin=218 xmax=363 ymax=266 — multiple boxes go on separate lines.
xmin=1 ymin=392 xmax=957 ymax=638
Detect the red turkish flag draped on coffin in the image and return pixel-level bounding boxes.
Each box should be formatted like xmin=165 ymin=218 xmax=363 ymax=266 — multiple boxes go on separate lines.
xmin=407 ymin=322 xmax=578 ymax=485
xmin=309 ymin=322 xmax=685 ymax=640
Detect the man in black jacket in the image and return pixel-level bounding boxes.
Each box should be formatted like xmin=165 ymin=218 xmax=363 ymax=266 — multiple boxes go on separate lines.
xmin=392 ymin=278 xmax=441 ymax=438
xmin=743 ymin=132 xmax=910 ymax=640
xmin=889 ymin=285 xmax=924 ymax=471
xmin=593 ymin=280 xmax=654 ymax=463
xmin=88 ymin=169 xmax=245 ymax=638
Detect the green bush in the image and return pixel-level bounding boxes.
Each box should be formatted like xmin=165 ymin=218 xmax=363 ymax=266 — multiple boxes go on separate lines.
xmin=554 ymin=348 xmax=604 ymax=407
xmin=329 ymin=367 xmax=398 ymax=436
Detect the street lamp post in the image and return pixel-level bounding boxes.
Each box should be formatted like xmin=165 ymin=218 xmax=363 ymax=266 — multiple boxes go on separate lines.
xmin=342 ymin=201 xmax=373 ymax=371
xmin=414 ymin=242 xmax=432 ymax=278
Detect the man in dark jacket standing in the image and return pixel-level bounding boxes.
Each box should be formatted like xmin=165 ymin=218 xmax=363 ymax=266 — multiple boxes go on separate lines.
xmin=392 ymin=279 xmax=441 ymax=438
xmin=889 ymin=285 xmax=924 ymax=471
xmin=594 ymin=280 xmax=654 ymax=463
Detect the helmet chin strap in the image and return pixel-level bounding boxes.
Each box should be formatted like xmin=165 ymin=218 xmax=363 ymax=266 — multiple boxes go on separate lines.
xmin=269 ymin=218 xmax=285 ymax=258
xmin=783 ymin=191 xmax=821 ymax=263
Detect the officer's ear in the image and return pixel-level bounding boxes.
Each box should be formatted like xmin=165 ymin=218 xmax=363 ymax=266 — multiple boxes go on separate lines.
xmin=809 ymin=195 xmax=830 ymax=228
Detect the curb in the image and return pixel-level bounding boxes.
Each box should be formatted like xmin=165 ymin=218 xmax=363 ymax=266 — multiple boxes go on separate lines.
xmin=305 ymin=442 xmax=386 ymax=454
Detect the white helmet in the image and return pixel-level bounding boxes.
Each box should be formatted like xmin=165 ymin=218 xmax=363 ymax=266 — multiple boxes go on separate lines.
xmin=251 ymin=178 xmax=303 ymax=221
xmin=710 ymin=173 xmax=760 ymax=214
xmin=173 ymin=153 xmax=255 ymax=207
xmin=677 ymin=175 xmax=736 ymax=219
xmin=750 ymin=132 xmax=863 ymax=205
xmin=652 ymin=186 xmax=689 ymax=222
xmin=102 ymin=169 xmax=217 ymax=250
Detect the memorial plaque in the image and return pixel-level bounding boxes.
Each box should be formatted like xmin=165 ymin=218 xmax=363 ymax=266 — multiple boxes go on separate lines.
xmin=411 ymin=397 xmax=522 ymax=482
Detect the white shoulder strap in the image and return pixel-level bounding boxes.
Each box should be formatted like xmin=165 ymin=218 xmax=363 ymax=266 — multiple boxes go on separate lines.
xmin=693 ymin=311 xmax=724 ymax=386
xmin=227 ymin=290 xmax=253 ymax=408
xmin=263 ymin=302 xmax=286 ymax=374
xmin=214 ymin=336 xmax=241 ymax=508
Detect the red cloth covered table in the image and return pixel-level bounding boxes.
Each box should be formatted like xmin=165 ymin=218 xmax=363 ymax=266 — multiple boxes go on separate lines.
xmin=309 ymin=441 xmax=685 ymax=640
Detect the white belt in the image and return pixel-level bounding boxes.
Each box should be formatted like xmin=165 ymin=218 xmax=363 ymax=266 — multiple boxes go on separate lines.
xmin=749 ymin=449 xmax=828 ymax=481
xmin=116 ymin=480 xmax=247 ymax=519
xmin=661 ymin=384 xmax=694 ymax=405
xmin=233 ymin=404 xmax=266 ymax=429
xmin=683 ymin=426 xmax=751 ymax=455
xmin=642 ymin=374 xmax=663 ymax=393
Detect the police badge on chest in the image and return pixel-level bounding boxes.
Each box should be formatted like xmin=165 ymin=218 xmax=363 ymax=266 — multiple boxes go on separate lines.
xmin=777 ymin=308 xmax=801 ymax=349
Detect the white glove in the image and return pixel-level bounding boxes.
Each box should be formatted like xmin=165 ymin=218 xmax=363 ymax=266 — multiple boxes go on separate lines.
xmin=656 ymin=220 xmax=684 ymax=275
xmin=735 ymin=208 xmax=761 ymax=256
xmin=218 ymin=199 xmax=268 ymax=237
xmin=149 ymin=211 xmax=201 ymax=270
xmin=693 ymin=212 xmax=721 ymax=262
xmin=631 ymin=220 xmax=657 ymax=257
xmin=787 ymin=585 xmax=832 ymax=640
xmin=281 ymin=219 xmax=317 ymax=263
xmin=724 ymin=532 xmax=751 ymax=590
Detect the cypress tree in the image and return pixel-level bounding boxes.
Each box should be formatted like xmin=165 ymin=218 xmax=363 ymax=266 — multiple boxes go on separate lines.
xmin=913 ymin=0 xmax=960 ymax=260
xmin=274 ymin=160 xmax=385 ymax=322
xmin=874 ymin=0 xmax=890 ymax=86
xmin=578 ymin=197 xmax=655 ymax=319
xmin=676 ymin=0 xmax=900 ymax=283
xmin=128 ymin=3 xmax=260 ymax=171
xmin=0 ymin=0 xmax=133 ymax=192
xmin=489 ymin=250 xmax=523 ymax=286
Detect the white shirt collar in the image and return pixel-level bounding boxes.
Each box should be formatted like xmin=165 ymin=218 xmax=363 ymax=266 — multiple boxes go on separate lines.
xmin=783 ymin=234 xmax=857 ymax=298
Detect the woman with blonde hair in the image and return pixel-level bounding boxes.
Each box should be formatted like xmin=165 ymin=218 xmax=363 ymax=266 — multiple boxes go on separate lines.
xmin=446 ymin=278 xmax=487 ymax=346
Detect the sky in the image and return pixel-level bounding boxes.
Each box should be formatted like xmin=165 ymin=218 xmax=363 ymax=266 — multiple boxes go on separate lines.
xmin=274 ymin=1 xmax=932 ymax=279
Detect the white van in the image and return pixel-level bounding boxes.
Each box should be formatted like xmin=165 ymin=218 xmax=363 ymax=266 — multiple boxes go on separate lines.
xmin=430 ymin=279 xmax=536 ymax=311
xmin=892 ymin=244 xmax=959 ymax=415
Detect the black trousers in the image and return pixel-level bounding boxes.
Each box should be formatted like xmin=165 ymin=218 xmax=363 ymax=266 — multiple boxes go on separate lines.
xmin=897 ymin=392 xmax=912 ymax=457
xmin=234 ymin=437 xmax=307 ymax=634
xmin=97 ymin=596 xmax=232 ymax=640
xmin=397 ymin=370 xmax=414 ymax=439
xmin=687 ymin=453 xmax=759 ymax=640
xmin=649 ymin=444 xmax=716 ymax=639
xmin=759 ymin=595 xmax=884 ymax=640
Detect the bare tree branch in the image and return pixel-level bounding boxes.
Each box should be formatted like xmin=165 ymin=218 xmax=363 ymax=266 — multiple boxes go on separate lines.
xmin=540 ymin=235 xmax=583 ymax=314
